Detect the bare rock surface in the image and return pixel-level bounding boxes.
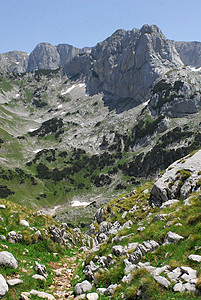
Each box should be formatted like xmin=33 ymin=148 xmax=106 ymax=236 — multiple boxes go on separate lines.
xmin=150 ymin=150 xmax=201 ymax=206
xmin=0 ymin=251 xmax=18 ymax=268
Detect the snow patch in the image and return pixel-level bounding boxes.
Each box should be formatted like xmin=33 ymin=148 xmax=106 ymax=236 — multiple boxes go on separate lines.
xmin=15 ymin=94 xmax=20 ymax=98
xmin=71 ymin=200 xmax=91 ymax=207
xmin=28 ymin=128 xmax=37 ymax=132
xmin=61 ymin=83 xmax=86 ymax=95
xmin=57 ymin=104 xmax=63 ymax=109
xmin=33 ymin=149 xmax=43 ymax=154
xmin=189 ymin=66 xmax=201 ymax=72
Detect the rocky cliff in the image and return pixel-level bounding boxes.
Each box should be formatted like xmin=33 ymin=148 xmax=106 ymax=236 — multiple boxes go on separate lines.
xmin=64 ymin=25 xmax=184 ymax=110
xmin=0 ymin=50 xmax=29 ymax=73
xmin=173 ymin=41 xmax=201 ymax=68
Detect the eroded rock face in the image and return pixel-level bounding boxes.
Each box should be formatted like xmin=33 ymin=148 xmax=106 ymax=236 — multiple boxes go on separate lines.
xmin=64 ymin=25 xmax=183 ymax=111
xmin=150 ymin=150 xmax=201 ymax=206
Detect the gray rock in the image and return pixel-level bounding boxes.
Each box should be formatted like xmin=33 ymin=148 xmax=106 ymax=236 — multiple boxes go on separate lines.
xmin=83 ymin=261 xmax=98 ymax=280
xmin=65 ymin=25 xmax=183 ymax=112
xmin=183 ymin=282 xmax=197 ymax=293
xmin=173 ymin=41 xmax=201 ymax=68
xmin=74 ymin=280 xmax=92 ymax=296
xmin=150 ymin=150 xmax=201 ymax=206
xmin=34 ymin=261 xmax=48 ymax=278
xmin=160 ymin=199 xmax=180 ymax=210
xmin=32 ymin=274 xmax=46 ymax=282
xmin=104 ymin=284 xmax=118 ymax=296
xmin=99 ymin=221 xmax=111 ymax=234
xmin=112 ymin=245 xmax=127 ymax=256
xmin=86 ymin=292 xmax=99 ymax=300
xmin=121 ymin=211 xmax=127 ymax=219
xmin=0 ymin=251 xmax=18 ymax=268
xmin=173 ymin=282 xmax=185 ymax=292
xmin=128 ymin=240 xmax=159 ymax=264
xmin=96 ymin=288 xmax=107 ymax=295
xmin=122 ymin=220 xmax=133 ymax=229
xmin=126 ymin=242 xmax=139 ymax=251
xmin=122 ymin=273 xmax=133 ymax=284
xmin=97 ymin=233 xmax=108 ymax=243
xmin=151 ymin=265 xmax=170 ymax=276
xmin=180 ymin=266 xmax=197 ymax=283
xmin=29 ymin=289 xmax=56 ymax=299
xmin=0 ymin=274 xmax=8 ymax=298
xmin=7 ymin=231 xmax=22 ymax=244
xmin=167 ymin=267 xmax=182 ymax=281
xmin=137 ymin=226 xmax=145 ymax=232
xmin=20 ymin=219 xmax=29 ymax=227
xmin=0 ymin=205 xmax=6 ymax=209
xmin=94 ymin=208 xmax=104 ymax=224
xmin=0 ymin=235 xmax=6 ymax=241
xmin=164 ymin=231 xmax=184 ymax=244
xmin=7 ymin=278 xmax=23 ymax=286
xmin=188 ymin=254 xmax=201 ymax=262
xmin=154 ymin=275 xmax=171 ymax=288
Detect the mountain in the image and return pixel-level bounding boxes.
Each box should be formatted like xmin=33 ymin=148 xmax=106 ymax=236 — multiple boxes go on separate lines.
xmin=173 ymin=41 xmax=201 ymax=68
xmin=0 ymin=24 xmax=200 ymax=228
xmin=64 ymin=25 xmax=183 ymax=111
xmin=0 ymin=43 xmax=91 ymax=73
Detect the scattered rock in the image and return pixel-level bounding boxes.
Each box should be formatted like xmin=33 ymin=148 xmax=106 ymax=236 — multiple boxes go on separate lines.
xmin=0 ymin=274 xmax=8 ymax=298
xmin=167 ymin=267 xmax=182 ymax=281
xmin=96 ymin=288 xmax=107 ymax=295
xmin=7 ymin=278 xmax=23 ymax=286
xmin=160 ymin=199 xmax=179 ymax=210
xmin=112 ymin=245 xmax=127 ymax=256
xmin=128 ymin=240 xmax=159 ymax=264
xmin=137 ymin=226 xmax=145 ymax=232
xmin=0 ymin=251 xmax=18 ymax=268
xmin=20 ymin=219 xmax=29 ymax=227
xmin=0 ymin=205 xmax=6 ymax=209
xmin=122 ymin=273 xmax=133 ymax=284
xmin=0 ymin=235 xmax=6 ymax=241
xmin=188 ymin=254 xmax=201 ymax=262
xmin=32 ymin=274 xmax=46 ymax=282
xmin=164 ymin=231 xmax=184 ymax=244
xmin=74 ymin=280 xmax=92 ymax=296
xmin=104 ymin=284 xmax=118 ymax=296
xmin=86 ymin=292 xmax=99 ymax=300
xmin=94 ymin=208 xmax=104 ymax=224
xmin=34 ymin=261 xmax=48 ymax=278
xmin=154 ymin=275 xmax=171 ymax=288
xmin=173 ymin=282 xmax=185 ymax=292
xmin=7 ymin=231 xmax=22 ymax=244
xmin=27 ymin=289 xmax=56 ymax=299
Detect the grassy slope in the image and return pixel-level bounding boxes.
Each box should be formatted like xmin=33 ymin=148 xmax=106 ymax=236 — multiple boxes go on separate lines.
xmin=72 ymin=182 xmax=201 ymax=299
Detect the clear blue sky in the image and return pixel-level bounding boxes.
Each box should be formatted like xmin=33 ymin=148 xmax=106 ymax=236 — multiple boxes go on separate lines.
xmin=0 ymin=0 xmax=200 ymax=54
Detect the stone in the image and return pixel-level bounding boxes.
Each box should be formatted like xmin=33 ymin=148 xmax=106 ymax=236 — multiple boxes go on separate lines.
xmin=167 ymin=267 xmax=182 ymax=281
xmin=0 ymin=205 xmax=6 ymax=209
xmin=7 ymin=278 xmax=23 ymax=286
xmin=29 ymin=289 xmax=56 ymax=299
xmin=112 ymin=245 xmax=126 ymax=256
xmin=75 ymin=295 xmax=86 ymax=300
xmin=164 ymin=231 xmax=184 ymax=244
xmin=151 ymin=265 xmax=170 ymax=276
xmin=121 ymin=211 xmax=127 ymax=219
xmin=74 ymin=280 xmax=92 ymax=296
xmin=94 ymin=208 xmax=104 ymax=224
xmin=122 ymin=273 xmax=133 ymax=284
xmin=86 ymin=292 xmax=99 ymax=300
xmin=183 ymin=282 xmax=197 ymax=292
xmin=180 ymin=266 xmax=197 ymax=283
xmin=0 ymin=251 xmax=18 ymax=268
xmin=125 ymin=263 xmax=138 ymax=275
xmin=137 ymin=226 xmax=145 ymax=232
xmin=0 ymin=274 xmax=8 ymax=298
xmin=34 ymin=261 xmax=48 ymax=278
xmin=20 ymin=219 xmax=29 ymax=227
xmin=104 ymin=284 xmax=118 ymax=296
xmin=150 ymin=150 xmax=201 ymax=206
xmin=160 ymin=199 xmax=179 ymax=210
xmin=0 ymin=235 xmax=6 ymax=241
xmin=188 ymin=254 xmax=201 ymax=262
xmin=122 ymin=220 xmax=133 ymax=229
xmin=97 ymin=233 xmax=108 ymax=243
xmin=96 ymin=288 xmax=107 ymax=295
xmin=154 ymin=275 xmax=171 ymax=288
xmin=173 ymin=282 xmax=185 ymax=292
xmin=126 ymin=242 xmax=139 ymax=251
xmin=32 ymin=274 xmax=46 ymax=281
xmin=7 ymin=231 xmax=22 ymax=244
xmin=99 ymin=221 xmax=111 ymax=234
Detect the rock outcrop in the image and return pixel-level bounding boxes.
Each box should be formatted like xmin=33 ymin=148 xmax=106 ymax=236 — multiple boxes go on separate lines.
xmin=150 ymin=150 xmax=201 ymax=206
xmin=64 ymin=24 xmax=183 ymax=111
xmin=172 ymin=41 xmax=201 ymax=68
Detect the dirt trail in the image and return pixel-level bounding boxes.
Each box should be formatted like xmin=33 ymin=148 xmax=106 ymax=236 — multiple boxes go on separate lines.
xmin=49 ymin=252 xmax=85 ymax=299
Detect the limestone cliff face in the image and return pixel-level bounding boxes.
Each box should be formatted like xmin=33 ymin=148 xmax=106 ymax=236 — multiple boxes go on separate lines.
xmin=64 ymin=25 xmax=183 ymax=106
xmin=172 ymin=41 xmax=201 ymax=68
xmin=0 ymin=50 xmax=29 ymax=73
xmin=26 ymin=43 xmax=90 ymax=72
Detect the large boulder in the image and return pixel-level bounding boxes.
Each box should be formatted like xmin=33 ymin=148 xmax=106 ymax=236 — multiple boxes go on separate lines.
xmin=0 ymin=274 xmax=8 ymax=298
xmin=150 ymin=150 xmax=201 ymax=206
xmin=74 ymin=280 xmax=92 ymax=296
xmin=0 ymin=251 xmax=18 ymax=268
